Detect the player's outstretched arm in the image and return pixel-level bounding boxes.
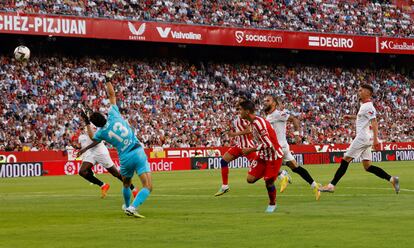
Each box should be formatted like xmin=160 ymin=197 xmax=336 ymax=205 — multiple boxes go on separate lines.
xmin=105 ymin=71 xmax=117 ymax=105
xmin=242 ymin=121 xmax=271 ymax=155
xmin=80 ymin=109 xmax=95 ymax=139
xmin=86 ymin=125 xmax=94 ymax=140
xmin=371 ymin=118 xmax=380 ymax=148
xmin=228 ymin=126 xmax=252 ymax=138
xmin=343 ymin=114 xmax=357 ymax=120
xmin=242 ymin=145 xmax=262 ymax=155
xmin=288 ymin=116 xmax=301 ymax=143
xmin=70 ymin=140 xmax=81 ymax=150
xmin=77 ymin=141 xmax=100 ymax=158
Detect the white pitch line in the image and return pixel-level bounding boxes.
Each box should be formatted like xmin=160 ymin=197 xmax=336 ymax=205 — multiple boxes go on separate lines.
xmin=341 ymin=187 xmax=414 ymax=192
xmin=0 ymin=187 xmax=412 ymax=198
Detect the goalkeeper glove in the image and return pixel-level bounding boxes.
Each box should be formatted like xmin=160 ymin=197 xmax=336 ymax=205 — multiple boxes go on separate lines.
xmin=105 ymin=70 xmax=116 ymax=81
xmin=80 ymin=109 xmax=90 ymax=125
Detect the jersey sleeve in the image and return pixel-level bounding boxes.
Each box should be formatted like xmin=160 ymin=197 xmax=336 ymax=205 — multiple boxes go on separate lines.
xmin=108 ymin=104 xmax=122 ymax=119
xmin=253 ymin=119 xmax=272 ymax=149
xmin=365 ymin=106 xmax=377 ymax=120
xmin=267 ymin=111 xmax=289 ymax=123
xmin=266 ymin=113 xmax=278 ymax=124
xmin=280 ymin=111 xmax=290 ymax=121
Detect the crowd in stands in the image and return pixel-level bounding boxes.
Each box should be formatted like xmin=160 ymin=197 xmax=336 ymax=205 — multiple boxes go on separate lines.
xmin=1 ymin=55 xmax=412 ymax=151
xmin=1 ymin=0 xmax=413 ymax=37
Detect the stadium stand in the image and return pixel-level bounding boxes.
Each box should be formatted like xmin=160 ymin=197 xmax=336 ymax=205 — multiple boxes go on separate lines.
xmin=1 ymin=53 xmax=413 ymax=151
xmin=0 ymin=0 xmax=413 ymax=37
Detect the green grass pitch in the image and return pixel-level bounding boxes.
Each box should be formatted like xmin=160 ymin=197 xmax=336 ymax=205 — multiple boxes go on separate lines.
xmin=1 ymin=161 xmax=413 ymax=248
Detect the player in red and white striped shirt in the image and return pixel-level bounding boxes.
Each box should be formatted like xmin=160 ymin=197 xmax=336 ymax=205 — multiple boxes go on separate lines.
xmin=214 ymin=96 xmax=256 ymax=196
xmin=232 ymin=116 xmax=256 ymax=149
xmin=239 ymin=100 xmax=283 ymax=213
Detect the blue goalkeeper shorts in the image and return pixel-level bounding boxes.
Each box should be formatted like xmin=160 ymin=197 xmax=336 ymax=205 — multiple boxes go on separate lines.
xmin=119 ymin=146 xmax=151 ymax=178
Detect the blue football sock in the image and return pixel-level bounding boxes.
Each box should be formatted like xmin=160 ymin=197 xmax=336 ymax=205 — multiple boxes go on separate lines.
xmin=131 ymin=188 xmax=151 ymax=208
xmin=122 ymin=187 xmax=132 ymax=208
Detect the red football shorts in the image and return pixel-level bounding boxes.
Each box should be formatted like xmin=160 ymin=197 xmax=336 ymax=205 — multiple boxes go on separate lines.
xmin=226 ymin=146 xmax=257 ymax=161
xmin=248 ymin=157 xmax=283 ymax=181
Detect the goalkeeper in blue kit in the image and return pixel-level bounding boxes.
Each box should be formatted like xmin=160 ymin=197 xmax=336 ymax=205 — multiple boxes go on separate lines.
xmin=79 ymin=70 xmax=152 ymax=218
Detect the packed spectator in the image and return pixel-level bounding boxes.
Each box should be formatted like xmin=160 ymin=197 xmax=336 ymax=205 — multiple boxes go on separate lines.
xmin=0 ymin=55 xmax=413 ymax=151
xmin=0 ymin=0 xmax=413 ymax=38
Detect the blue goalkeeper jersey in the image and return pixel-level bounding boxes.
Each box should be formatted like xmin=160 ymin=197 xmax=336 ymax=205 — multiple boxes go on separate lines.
xmin=93 ymin=105 xmax=140 ymax=159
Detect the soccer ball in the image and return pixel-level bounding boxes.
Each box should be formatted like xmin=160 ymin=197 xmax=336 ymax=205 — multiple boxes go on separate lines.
xmin=14 ymin=45 xmax=30 ymax=61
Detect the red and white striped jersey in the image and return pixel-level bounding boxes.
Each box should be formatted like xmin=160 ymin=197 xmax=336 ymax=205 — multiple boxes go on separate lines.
xmin=232 ymin=116 xmax=255 ymax=148
xmin=251 ymin=116 xmax=283 ymax=161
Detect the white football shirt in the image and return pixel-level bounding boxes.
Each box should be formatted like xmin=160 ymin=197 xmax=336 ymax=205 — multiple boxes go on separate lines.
xmin=266 ymin=109 xmax=290 ymax=147
xmin=355 ymin=101 xmax=376 ymax=140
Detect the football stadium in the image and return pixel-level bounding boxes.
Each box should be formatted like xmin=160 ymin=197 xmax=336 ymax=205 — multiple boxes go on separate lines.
xmin=1 ymin=1 xmax=413 ymax=248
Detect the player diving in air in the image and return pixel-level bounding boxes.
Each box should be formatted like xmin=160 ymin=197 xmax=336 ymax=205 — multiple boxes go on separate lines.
xmin=78 ymin=70 xmax=152 ymax=218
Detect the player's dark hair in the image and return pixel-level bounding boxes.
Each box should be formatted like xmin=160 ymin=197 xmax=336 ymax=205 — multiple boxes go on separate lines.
xmin=90 ymin=112 xmax=107 ymax=127
xmin=361 ymin=84 xmax=374 ymax=95
xmin=239 ymin=100 xmax=255 ymax=113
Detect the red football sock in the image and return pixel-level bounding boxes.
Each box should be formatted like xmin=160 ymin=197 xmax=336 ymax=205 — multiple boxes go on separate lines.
xmin=221 ymin=166 xmax=229 ymax=185
xmin=266 ymin=180 xmax=276 ymax=205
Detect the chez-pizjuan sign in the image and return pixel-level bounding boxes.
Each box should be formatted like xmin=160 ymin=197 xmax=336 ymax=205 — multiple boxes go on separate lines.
xmin=1 ymin=12 xmax=413 ymax=55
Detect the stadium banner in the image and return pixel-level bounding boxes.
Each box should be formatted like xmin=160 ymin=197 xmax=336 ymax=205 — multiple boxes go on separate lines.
xmin=290 ymin=142 xmax=414 ymax=154
xmin=0 ymin=162 xmax=43 ymax=178
xmin=149 ymin=142 xmax=414 ymax=158
xmin=1 ymin=142 xmax=414 ymax=162
xmin=1 ymin=150 xmax=412 ymax=177
xmin=190 ymin=149 xmax=414 ymax=170
xmin=41 ymin=158 xmax=191 ymax=176
xmin=149 ymin=147 xmax=225 ymax=159
xmin=329 ymin=150 xmax=414 ymax=163
xmin=377 ymin=37 xmax=414 ymax=54
xmin=190 ymin=156 xmax=250 ymax=170
xmin=1 ymin=12 xmax=413 ymax=55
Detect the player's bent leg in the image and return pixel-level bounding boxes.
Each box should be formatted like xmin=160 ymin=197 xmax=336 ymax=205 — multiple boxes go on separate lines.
xmin=287 ymin=160 xmax=321 ymax=200
xmin=215 ymin=151 xmax=236 ymax=196
xmin=138 ymin=172 xmax=153 ymax=191
xmin=363 ymin=160 xmax=399 ymax=194
xmin=265 ymin=178 xmax=277 ymax=213
xmin=123 ymin=148 xmax=151 ymax=218
xmin=122 ymin=176 xmax=144 ymax=217
xmin=125 ymin=172 xmax=151 ymax=218
xmin=320 ymin=156 xmax=353 ymax=193
xmin=107 ymin=165 xmax=138 ymax=197
xmin=123 ymin=173 xmax=146 ymax=218
xmin=288 ymin=160 xmax=314 ymax=185
xmin=121 ymin=176 xmax=133 ymax=209
xmin=79 ymin=162 xmax=103 ymax=186
xmin=79 ymin=162 xmax=110 ymax=198
xmin=246 ymin=174 xmax=260 ymax=184
xmin=222 ymin=152 xmax=236 ymax=163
